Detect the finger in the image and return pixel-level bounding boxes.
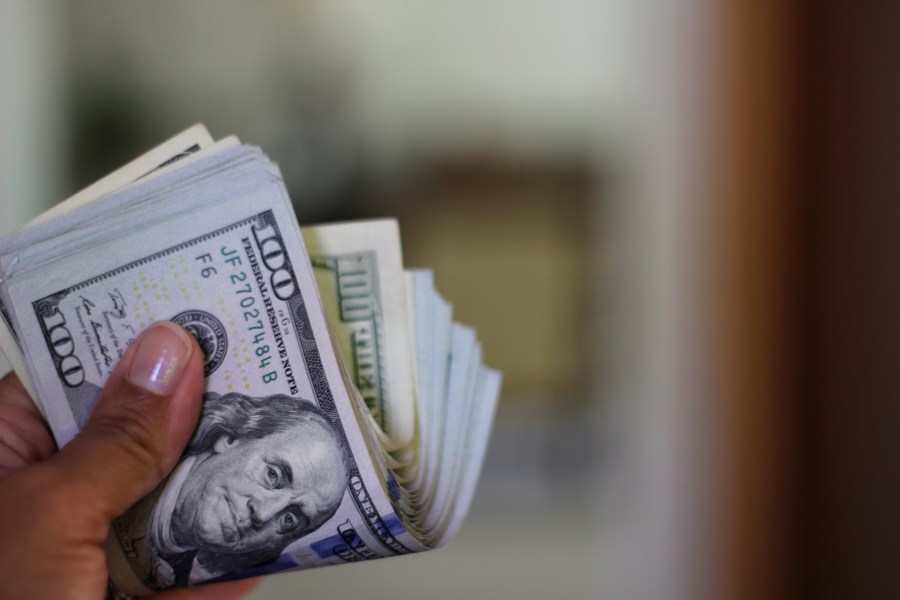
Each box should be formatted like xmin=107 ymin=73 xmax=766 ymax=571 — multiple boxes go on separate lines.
xmin=47 ymin=321 xmax=205 ymax=527
xmin=0 ymin=372 xmax=55 ymax=475
xmin=146 ymin=577 xmax=260 ymax=600
xmin=0 ymin=370 xmax=42 ymax=417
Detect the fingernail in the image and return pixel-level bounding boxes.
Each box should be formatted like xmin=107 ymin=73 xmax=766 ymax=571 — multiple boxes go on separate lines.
xmin=126 ymin=322 xmax=193 ymax=395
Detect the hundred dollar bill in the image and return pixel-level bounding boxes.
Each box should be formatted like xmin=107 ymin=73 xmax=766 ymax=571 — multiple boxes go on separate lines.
xmin=408 ymin=270 xmax=454 ymax=503
xmin=0 ymin=130 xmax=502 ymax=595
xmin=302 ymin=219 xmax=418 ymax=452
xmin=0 ymin=124 xmax=216 ymax=404
xmin=0 ymin=149 xmax=426 ymax=593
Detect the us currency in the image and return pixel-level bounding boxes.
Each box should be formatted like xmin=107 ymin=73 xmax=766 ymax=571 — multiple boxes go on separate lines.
xmin=421 ymin=325 xmax=483 ymax=537
xmin=301 ymin=219 xmax=418 ymax=454
xmin=408 ymin=270 xmax=455 ymax=505
xmin=2 ymin=134 xmax=414 ymax=453
xmin=0 ymin=130 xmax=501 ymax=593
xmin=0 ymin=124 xmax=217 ymax=404
xmin=0 ymin=147 xmax=426 ymax=593
xmin=435 ymin=364 xmax=500 ymax=546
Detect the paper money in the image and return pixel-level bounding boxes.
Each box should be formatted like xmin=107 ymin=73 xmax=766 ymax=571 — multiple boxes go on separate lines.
xmin=0 ymin=127 xmax=501 ymax=594
xmin=0 ymin=124 xmax=217 ymax=404
xmin=302 ymin=220 xmax=418 ymax=452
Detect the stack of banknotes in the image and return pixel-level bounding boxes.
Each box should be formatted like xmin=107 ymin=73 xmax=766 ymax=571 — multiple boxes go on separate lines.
xmin=0 ymin=125 xmax=501 ymax=594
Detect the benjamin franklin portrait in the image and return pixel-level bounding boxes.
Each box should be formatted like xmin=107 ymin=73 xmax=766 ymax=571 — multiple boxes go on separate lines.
xmin=113 ymin=392 xmax=349 ymax=590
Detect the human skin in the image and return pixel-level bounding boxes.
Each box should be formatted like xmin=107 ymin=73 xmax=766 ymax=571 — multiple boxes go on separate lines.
xmin=0 ymin=321 xmax=259 ymax=599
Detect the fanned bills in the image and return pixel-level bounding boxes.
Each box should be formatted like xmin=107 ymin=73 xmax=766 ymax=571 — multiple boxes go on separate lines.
xmin=0 ymin=126 xmax=500 ymax=594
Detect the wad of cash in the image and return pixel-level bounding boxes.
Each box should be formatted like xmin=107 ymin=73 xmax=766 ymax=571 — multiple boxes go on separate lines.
xmin=0 ymin=125 xmax=500 ymax=594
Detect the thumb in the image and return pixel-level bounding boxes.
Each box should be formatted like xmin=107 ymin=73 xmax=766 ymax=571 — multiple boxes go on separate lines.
xmin=49 ymin=321 xmax=205 ymax=528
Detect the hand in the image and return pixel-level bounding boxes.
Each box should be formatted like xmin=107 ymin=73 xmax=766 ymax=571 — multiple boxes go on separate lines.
xmin=0 ymin=322 xmax=259 ymax=599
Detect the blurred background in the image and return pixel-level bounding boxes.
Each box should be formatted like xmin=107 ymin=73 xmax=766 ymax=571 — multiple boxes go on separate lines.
xmin=0 ymin=1 xmax=896 ymax=599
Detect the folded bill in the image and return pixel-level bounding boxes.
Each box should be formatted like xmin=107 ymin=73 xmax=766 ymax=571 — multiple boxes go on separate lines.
xmin=0 ymin=126 xmax=500 ymax=594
